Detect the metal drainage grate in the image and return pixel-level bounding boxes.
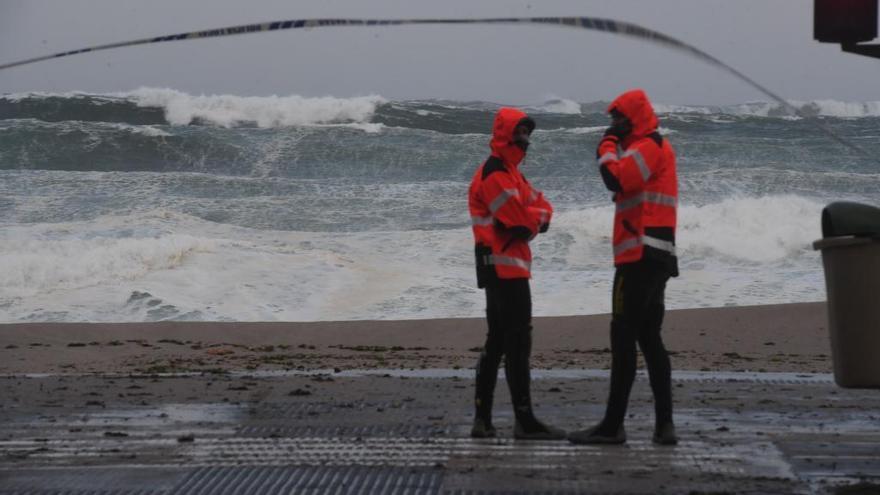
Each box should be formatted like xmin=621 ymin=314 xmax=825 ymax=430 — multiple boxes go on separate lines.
xmin=251 ymin=401 xmax=408 ymax=418
xmin=0 ymin=466 xmax=186 ymax=494
xmin=251 ymin=402 xmax=337 ymax=417
xmin=237 ymin=424 xmax=449 ymax=438
xmin=170 ymin=466 xmax=443 ymax=495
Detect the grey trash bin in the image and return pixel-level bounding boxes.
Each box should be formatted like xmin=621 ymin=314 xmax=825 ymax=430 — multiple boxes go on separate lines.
xmin=812 ymin=201 xmax=880 ymax=388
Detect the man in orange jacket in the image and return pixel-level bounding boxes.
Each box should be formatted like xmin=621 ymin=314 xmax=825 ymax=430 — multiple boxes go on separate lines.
xmin=568 ymin=89 xmax=679 ymax=446
xmin=467 ymin=107 xmax=565 ymax=440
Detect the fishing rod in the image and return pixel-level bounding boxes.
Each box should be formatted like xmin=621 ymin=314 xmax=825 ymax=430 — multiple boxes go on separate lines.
xmin=0 ymin=16 xmax=869 ymax=158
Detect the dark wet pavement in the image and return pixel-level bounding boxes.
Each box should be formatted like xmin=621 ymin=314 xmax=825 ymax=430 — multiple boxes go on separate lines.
xmin=1 ymin=370 xmax=879 ymax=494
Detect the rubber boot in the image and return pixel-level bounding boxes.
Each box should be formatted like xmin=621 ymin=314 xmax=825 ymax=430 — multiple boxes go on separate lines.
xmin=472 ymin=350 xmax=500 ymax=438
xmin=506 ymin=328 xmax=565 ymax=441
xmin=653 ymin=422 xmax=678 ymax=445
xmin=601 ymin=320 xmax=638 ymax=433
xmin=471 ymin=417 xmax=497 ymax=438
xmin=513 ymin=411 xmax=567 ymax=441
xmin=568 ymin=423 xmax=627 ymax=445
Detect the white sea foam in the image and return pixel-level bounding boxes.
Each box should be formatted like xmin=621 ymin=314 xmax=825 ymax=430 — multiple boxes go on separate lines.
xmin=677 ymin=195 xmax=822 ymax=262
xmin=0 ymin=195 xmax=828 ymax=322
xmin=314 ymin=122 xmax=386 ymax=133
xmin=2 ymin=118 xmax=172 ymax=138
xmin=797 ymin=99 xmax=880 ymax=118
xmin=105 ymin=122 xmax=172 ymax=137
xmin=0 ymin=90 xmax=116 ymax=103
xmin=531 ymin=195 xmax=825 ymax=315
xmin=542 ymin=125 xmax=675 ymax=135
xmin=0 ymin=222 xmax=211 ymax=298
xmin=548 ymin=195 xmax=821 ymax=264
xmin=564 ymin=126 xmax=606 ymax=134
xmin=706 ymin=116 xmax=737 ymax=124
xmin=652 ymin=103 xmax=714 ymax=115
xmin=535 ymin=126 xmax=602 ymax=135
xmin=116 ymin=87 xmax=386 ymax=128
xmin=0 ymin=210 xmax=479 ymax=322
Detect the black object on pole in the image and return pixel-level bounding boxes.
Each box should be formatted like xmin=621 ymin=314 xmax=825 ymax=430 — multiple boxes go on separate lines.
xmin=841 ymin=42 xmax=880 ymax=58
xmin=814 ymin=0 xmax=880 ymax=59
xmin=815 ymin=0 xmax=878 ymax=42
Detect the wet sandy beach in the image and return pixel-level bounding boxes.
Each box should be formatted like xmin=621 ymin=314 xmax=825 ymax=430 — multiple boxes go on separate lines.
xmin=0 ymin=302 xmax=833 ymax=375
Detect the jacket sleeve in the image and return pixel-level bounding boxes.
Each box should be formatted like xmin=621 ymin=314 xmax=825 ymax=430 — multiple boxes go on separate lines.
xmin=597 ymin=136 xmax=662 ymax=193
xmin=527 ymin=189 xmax=553 ymax=232
xmin=481 ymin=172 xmax=540 ymax=239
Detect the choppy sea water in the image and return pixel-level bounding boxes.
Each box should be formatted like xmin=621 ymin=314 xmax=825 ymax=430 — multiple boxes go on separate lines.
xmin=1 ymin=88 xmax=878 ymax=322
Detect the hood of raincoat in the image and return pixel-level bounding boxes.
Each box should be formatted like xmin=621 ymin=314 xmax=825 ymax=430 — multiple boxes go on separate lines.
xmin=607 ymin=89 xmax=659 ymax=140
xmin=489 ymin=107 xmax=535 ymax=168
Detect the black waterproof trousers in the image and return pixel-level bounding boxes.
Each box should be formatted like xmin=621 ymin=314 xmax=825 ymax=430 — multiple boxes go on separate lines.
xmin=600 ymin=258 xmax=674 ymax=432
xmin=474 ymin=277 xmax=537 ymax=425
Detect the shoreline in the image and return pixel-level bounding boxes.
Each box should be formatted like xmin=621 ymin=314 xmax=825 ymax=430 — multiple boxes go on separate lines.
xmin=0 ymin=302 xmax=830 ymax=374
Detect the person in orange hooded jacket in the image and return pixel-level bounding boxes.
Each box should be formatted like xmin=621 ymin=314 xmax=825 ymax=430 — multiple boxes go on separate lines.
xmin=568 ymin=89 xmax=679 ymax=446
xmin=467 ymin=107 xmax=565 ymax=440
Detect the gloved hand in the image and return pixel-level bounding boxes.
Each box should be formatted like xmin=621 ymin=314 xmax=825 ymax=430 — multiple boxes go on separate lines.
xmin=596 ymin=132 xmax=619 ymax=159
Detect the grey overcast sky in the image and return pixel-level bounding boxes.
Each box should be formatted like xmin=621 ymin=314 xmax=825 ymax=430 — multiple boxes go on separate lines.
xmin=0 ymin=0 xmax=878 ymax=105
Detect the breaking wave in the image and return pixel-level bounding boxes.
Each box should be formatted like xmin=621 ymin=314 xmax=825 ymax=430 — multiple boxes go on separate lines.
xmin=3 ymin=89 xmax=879 ymax=132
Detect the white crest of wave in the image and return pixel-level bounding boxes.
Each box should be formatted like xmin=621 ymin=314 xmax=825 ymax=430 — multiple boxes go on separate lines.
xmin=531 ymin=98 xmax=582 ymax=114
xmin=654 ymin=99 xmax=880 ymax=118
xmin=678 ymin=195 xmax=823 ymax=262
xmin=551 ymin=195 xmax=823 ymax=263
xmin=119 ymin=87 xmax=386 ymax=127
xmin=652 ymin=103 xmax=714 ymax=115
xmin=799 ymin=99 xmax=880 ymax=118
xmin=0 ymin=226 xmax=211 ymax=297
